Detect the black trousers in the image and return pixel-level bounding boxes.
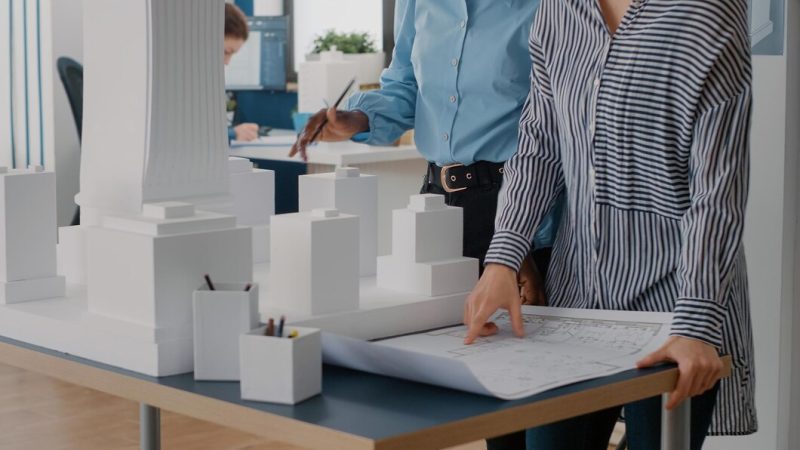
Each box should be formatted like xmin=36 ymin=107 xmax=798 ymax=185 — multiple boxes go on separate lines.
xmin=420 ymin=175 xmax=550 ymax=450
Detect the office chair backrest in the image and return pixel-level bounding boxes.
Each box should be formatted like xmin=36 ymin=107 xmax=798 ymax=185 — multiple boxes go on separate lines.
xmin=56 ymin=57 xmax=84 ymax=226
xmin=56 ymin=57 xmax=84 ymax=141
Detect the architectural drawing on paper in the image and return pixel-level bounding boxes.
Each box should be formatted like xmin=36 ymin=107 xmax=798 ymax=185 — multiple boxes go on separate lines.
xmin=324 ymin=306 xmax=674 ymax=400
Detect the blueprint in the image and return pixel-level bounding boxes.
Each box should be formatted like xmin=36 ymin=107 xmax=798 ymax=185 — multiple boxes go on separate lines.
xmin=323 ymin=306 xmax=673 ymax=399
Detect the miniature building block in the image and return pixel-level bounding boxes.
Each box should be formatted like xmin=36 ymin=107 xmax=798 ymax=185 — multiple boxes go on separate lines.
xmin=409 ymin=194 xmax=446 ymax=212
xmin=103 ymin=210 xmax=236 ymax=236
xmin=228 ymin=157 xmax=275 ymax=227
xmin=240 ymin=326 xmax=322 ymax=405
xmin=193 ymin=283 xmax=260 ymax=381
xmin=298 ymin=168 xmax=378 ymax=276
xmin=377 ymin=256 xmax=479 ymax=297
xmin=390 ymin=201 xmax=463 ymax=263
xmin=87 ymin=212 xmax=252 ymax=332
xmin=142 ymin=201 xmax=195 ymax=219
xmin=252 ymin=224 xmax=270 ymax=263
xmin=376 ymin=194 xmax=478 ymax=297
xmin=311 ymin=208 xmax=339 ymax=218
xmin=0 ymin=169 xmax=65 ymax=304
xmin=57 ymin=225 xmax=88 ymax=285
xmin=269 ymin=211 xmax=359 ymax=315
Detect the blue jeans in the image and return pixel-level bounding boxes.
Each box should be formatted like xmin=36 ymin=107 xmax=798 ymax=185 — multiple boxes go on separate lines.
xmin=523 ymin=383 xmax=720 ymax=450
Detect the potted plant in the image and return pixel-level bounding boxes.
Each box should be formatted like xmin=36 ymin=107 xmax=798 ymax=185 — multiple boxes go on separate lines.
xmin=307 ymin=30 xmax=385 ymax=88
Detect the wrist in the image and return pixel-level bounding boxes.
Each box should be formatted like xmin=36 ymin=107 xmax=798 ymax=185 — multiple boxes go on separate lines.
xmin=349 ymin=110 xmax=370 ymax=134
xmin=485 ymin=263 xmax=516 ymax=277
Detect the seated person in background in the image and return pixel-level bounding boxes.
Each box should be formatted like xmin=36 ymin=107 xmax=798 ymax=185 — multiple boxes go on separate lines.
xmin=224 ymin=3 xmax=258 ymax=143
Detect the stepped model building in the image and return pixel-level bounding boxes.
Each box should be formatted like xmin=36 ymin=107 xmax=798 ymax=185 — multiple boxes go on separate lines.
xmin=377 ymin=194 xmax=478 ymax=296
xmin=299 ymin=167 xmax=377 ymax=276
xmin=0 ymin=166 xmax=65 ymax=304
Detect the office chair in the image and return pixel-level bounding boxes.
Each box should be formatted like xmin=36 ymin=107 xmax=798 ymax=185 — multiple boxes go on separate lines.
xmin=56 ymin=57 xmax=83 ymax=226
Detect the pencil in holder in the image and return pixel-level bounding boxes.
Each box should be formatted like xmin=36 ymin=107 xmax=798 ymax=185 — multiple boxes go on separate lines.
xmin=193 ymin=282 xmax=259 ymax=381
xmin=239 ymin=326 xmax=322 ymax=405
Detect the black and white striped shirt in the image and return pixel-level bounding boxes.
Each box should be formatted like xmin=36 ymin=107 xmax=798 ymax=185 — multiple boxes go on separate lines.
xmin=486 ymin=0 xmax=756 ymax=435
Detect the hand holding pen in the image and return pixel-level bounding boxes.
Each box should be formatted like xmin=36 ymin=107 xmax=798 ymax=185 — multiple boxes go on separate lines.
xmin=289 ymin=78 xmax=368 ymax=162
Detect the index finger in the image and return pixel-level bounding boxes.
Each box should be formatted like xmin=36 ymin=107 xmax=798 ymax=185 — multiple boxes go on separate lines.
xmin=508 ymin=303 xmax=525 ymax=338
xmin=464 ymin=306 xmax=496 ymax=345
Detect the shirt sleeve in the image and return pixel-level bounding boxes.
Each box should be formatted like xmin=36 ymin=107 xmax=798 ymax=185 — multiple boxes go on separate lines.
xmin=345 ymin=0 xmax=417 ymax=146
xmin=485 ymin=15 xmax=565 ymax=271
xmin=228 ymin=126 xmax=236 ymax=143
xmin=670 ymin=88 xmax=752 ymax=349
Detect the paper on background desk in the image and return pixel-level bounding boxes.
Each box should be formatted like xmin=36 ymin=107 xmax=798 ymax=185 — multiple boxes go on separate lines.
xmin=231 ymin=134 xmax=298 ymax=147
xmin=323 ymin=306 xmax=673 ymax=400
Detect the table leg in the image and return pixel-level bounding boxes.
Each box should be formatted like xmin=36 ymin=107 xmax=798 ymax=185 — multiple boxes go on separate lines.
xmin=660 ymin=394 xmax=690 ymax=450
xmin=140 ymin=403 xmax=161 ymax=450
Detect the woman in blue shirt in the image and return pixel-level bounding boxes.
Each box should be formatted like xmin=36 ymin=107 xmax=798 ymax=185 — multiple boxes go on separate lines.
xmin=292 ymin=3 xmax=561 ymax=447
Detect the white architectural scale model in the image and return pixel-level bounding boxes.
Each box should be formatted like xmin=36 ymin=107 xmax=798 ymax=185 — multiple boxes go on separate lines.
xmin=0 ymin=0 xmax=478 ymax=377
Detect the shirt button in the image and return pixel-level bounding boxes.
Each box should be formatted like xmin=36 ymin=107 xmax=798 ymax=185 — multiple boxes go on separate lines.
xmin=451 ymin=58 xmax=459 ymax=67
xmin=594 ymin=78 xmax=601 ymax=88
xmin=443 ymin=133 xmax=450 ymax=141
xmin=459 ymin=20 xmax=466 ymax=29
xmin=449 ymin=95 xmax=457 ymax=103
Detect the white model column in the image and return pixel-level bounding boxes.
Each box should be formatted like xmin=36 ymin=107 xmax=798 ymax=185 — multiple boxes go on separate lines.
xmin=0 ymin=166 xmax=65 ymax=304
xmin=377 ymin=194 xmax=478 ymax=296
xmin=299 ymin=167 xmax=378 ymax=276
xmin=79 ymin=0 xmax=229 ymax=220
xmin=268 ymin=209 xmax=359 ymax=315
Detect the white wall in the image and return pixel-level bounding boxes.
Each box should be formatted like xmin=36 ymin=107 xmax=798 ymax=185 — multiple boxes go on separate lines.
xmin=50 ymin=0 xmax=82 ymax=226
xmin=705 ymin=2 xmax=799 ymax=448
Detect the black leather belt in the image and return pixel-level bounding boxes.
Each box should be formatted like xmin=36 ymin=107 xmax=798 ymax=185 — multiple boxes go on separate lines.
xmin=426 ymin=161 xmax=505 ymax=193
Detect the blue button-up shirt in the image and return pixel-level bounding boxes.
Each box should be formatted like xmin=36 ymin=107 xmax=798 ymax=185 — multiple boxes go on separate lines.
xmin=348 ymin=0 xmax=537 ymax=166
xmin=347 ymin=0 xmax=561 ymax=249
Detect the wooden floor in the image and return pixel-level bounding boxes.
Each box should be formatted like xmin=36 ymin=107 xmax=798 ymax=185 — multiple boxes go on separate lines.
xmin=0 ymin=362 xmax=620 ymax=450
xmin=0 ymin=362 xmax=485 ymax=450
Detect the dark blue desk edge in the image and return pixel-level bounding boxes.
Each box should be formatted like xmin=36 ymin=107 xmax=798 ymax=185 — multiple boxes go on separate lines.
xmin=0 ymin=335 xmax=692 ymax=448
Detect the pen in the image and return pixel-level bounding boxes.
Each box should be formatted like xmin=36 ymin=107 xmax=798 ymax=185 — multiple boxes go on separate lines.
xmin=277 ymin=315 xmax=285 ymax=338
xmin=204 ymin=274 xmax=215 ymax=291
xmin=265 ymin=318 xmax=275 ymax=337
xmin=307 ymin=77 xmax=356 ymax=145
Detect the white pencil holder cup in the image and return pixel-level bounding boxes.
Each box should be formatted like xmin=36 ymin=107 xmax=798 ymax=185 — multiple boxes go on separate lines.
xmin=193 ymin=283 xmax=259 ymax=381
xmin=239 ymin=326 xmax=322 ymax=405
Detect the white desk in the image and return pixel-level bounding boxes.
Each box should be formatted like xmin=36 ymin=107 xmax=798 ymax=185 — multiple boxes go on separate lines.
xmin=230 ymin=130 xmax=428 ymax=255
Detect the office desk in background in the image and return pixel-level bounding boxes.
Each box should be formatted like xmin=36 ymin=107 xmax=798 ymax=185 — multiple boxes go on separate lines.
xmin=230 ymin=130 xmax=427 ymax=255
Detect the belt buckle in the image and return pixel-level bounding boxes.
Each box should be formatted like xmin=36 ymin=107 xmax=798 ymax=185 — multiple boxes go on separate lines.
xmin=440 ymin=163 xmax=468 ymax=193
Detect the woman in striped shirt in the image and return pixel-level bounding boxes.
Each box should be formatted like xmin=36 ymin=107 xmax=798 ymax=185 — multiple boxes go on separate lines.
xmin=464 ymin=0 xmax=756 ymax=448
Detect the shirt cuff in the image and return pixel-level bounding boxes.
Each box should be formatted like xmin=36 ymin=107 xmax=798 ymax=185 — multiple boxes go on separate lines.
xmin=670 ymin=298 xmax=726 ymax=349
xmin=485 ymin=230 xmax=531 ymax=271
xmin=352 ymin=132 xmax=370 ymax=143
